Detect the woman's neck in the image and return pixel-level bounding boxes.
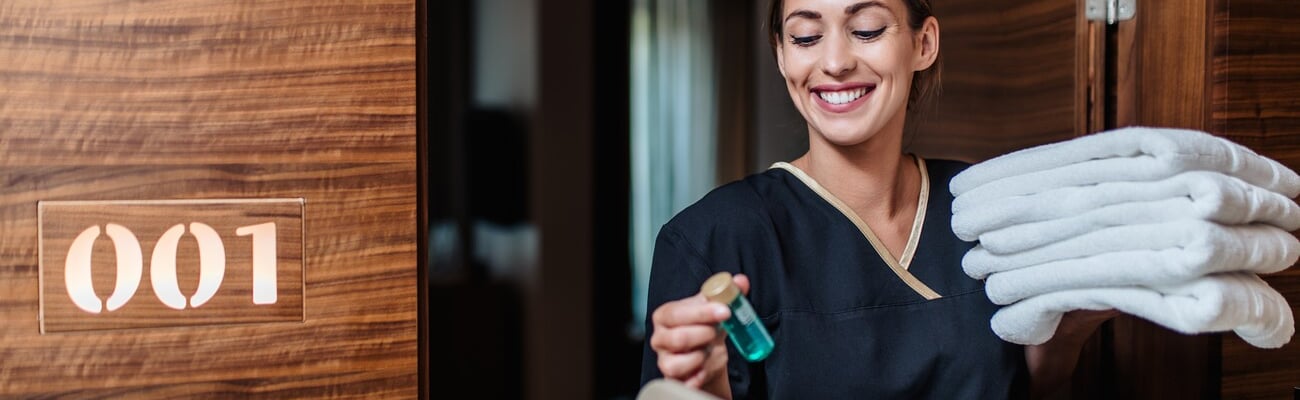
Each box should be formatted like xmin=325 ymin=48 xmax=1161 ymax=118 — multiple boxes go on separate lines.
xmin=790 ymin=123 xmax=917 ymax=221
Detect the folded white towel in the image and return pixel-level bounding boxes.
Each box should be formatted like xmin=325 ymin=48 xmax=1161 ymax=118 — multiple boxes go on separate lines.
xmin=951 ymin=171 xmax=1300 ymax=250
xmin=963 ymin=220 xmax=1300 ymax=279
xmin=950 ymin=127 xmax=1300 ymax=213
xmin=983 ymin=226 xmax=1300 ymax=304
xmin=990 ymin=273 xmax=1295 ymax=348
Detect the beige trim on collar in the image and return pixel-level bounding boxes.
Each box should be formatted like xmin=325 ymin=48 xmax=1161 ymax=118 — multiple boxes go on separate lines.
xmin=770 ymin=156 xmax=940 ymax=300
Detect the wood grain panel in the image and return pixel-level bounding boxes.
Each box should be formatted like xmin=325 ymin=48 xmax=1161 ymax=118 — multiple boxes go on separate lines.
xmin=1110 ymin=1 xmax=1220 ymax=399
xmin=0 ymin=370 xmax=417 ymax=400
xmin=1 ymin=164 xmax=417 ymax=396
xmin=1115 ymin=0 xmax=1212 ymax=132
xmin=909 ymin=0 xmax=1081 ymax=162
xmin=1213 ymin=0 xmax=1300 ymax=398
xmin=0 ymin=0 xmax=418 ymax=397
xmin=1221 ymin=271 xmax=1300 ymax=400
xmin=0 ymin=0 xmax=416 ymax=166
xmin=1213 ymin=0 xmax=1300 ymax=147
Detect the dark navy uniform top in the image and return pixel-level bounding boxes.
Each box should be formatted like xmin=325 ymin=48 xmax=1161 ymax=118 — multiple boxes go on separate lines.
xmin=640 ymin=158 xmax=1028 ymax=399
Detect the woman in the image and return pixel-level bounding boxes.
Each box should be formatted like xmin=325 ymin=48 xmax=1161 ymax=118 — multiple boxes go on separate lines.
xmin=640 ymin=0 xmax=1117 ymax=398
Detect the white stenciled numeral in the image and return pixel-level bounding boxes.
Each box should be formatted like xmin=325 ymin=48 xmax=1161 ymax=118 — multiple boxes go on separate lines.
xmin=150 ymin=223 xmax=227 ymax=310
xmin=64 ymin=224 xmax=144 ymax=314
xmin=235 ymin=222 xmax=278 ymax=305
xmin=103 ymin=224 xmax=144 ymax=311
xmin=63 ymin=221 xmax=277 ymax=313
xmin=64 ymin=226 xmax=102 ymax=313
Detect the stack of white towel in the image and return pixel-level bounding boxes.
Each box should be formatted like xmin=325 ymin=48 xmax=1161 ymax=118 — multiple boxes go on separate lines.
xmin=950 ymin=127 xmax=1300 ymax=348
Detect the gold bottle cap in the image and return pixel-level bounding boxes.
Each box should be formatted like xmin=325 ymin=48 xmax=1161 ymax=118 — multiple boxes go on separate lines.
xmin=700 ymin=272 xmax=740 ymax=304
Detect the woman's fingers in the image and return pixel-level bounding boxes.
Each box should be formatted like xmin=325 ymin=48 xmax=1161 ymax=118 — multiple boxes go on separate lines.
xmin=649 ymin=298 xmax=727 ymax=380
xmin=683 ymin=363 xmax=709 ymax=388
xmin=653 ymin=295 xmax=730 ymax=330
xmin=683 ymin=334 xmax=729 ymax=388
xmin=649 ymin=273 xmax=754 ymax=385
xmin=650 ymin=325 xmax=720 ymax=353
xmin=658 ymin=349 xmax=706 ymax=379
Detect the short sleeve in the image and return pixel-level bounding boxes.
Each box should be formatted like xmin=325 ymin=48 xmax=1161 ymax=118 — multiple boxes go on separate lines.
xmin=639 ymin=225 xmax=764 ymax=399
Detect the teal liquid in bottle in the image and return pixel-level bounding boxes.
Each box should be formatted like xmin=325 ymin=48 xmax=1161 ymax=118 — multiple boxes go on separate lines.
xmin=702 ymin=272 xmax=774 ymax=362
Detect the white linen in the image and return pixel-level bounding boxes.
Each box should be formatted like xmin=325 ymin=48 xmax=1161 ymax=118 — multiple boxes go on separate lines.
xmin=990 ymin=273 xmax=1294 ymax=349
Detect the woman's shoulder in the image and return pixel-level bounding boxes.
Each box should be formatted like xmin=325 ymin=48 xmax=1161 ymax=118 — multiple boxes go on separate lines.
xmin=660 ymin=169 xmax=788 ymax=241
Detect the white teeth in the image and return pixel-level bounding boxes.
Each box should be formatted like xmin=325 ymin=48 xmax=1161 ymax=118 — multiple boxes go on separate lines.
xmin=817 ymin=87 xmax=868 ymax=105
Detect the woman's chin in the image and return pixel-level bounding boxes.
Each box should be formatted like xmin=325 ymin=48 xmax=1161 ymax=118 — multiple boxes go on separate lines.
xmin=813 ymin=124 xmax=880 ymax=147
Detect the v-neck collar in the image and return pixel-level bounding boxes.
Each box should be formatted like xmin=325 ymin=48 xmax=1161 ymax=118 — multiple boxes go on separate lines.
xmin=769 ymin=156 xmax=941 ymax=300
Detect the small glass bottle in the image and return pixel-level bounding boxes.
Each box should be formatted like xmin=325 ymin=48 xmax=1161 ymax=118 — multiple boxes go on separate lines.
xmin=701 ymin=272 xmax=774 ymax=362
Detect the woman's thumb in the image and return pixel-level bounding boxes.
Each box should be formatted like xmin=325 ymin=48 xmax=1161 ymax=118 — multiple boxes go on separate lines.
xmin=733 ymin=274 xmax=751 ymax=296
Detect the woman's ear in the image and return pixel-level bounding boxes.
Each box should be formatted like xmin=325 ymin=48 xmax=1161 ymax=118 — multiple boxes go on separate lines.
xmin=913 ymin=16 xmax=940 ymax=71
xmin=775 ymin=40 xmax=788 ymax=78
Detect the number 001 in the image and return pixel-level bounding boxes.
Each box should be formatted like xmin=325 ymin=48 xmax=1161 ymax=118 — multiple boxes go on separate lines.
xmin=64 ymin=222 xmax=278 ymax=314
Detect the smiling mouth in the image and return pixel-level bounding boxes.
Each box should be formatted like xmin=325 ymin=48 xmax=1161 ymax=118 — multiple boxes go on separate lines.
xmin=814 ymin=86 xmax=874 ymax=105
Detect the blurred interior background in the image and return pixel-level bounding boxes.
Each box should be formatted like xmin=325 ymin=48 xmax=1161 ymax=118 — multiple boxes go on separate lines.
xmin=425 ymin=0 xmax=1300 ymax=398
xmin=1 ymin=0 xmax=1293 ymax=397
xmin=427 ymin=0 xmax=803 ymax=398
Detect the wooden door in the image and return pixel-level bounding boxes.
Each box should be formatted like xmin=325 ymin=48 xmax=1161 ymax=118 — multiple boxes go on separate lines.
xmin=0 ymin=1 xmax=420 ymax=397
xmin=1115 ymin=0 xmax=1300 ymax=398
xmin=910 ymin=0 xmax=1101 ymax=162
xmin=862 ymin=0 xmax=1300 ymax=397
xmin=1108 ymin=1 xmax=1220 ymax=398
xmin=1213 ymin=1 xmax=1300 ymax=396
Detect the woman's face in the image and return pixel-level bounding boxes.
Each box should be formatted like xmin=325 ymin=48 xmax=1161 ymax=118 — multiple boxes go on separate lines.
xmin=776 ymin=0 xmax=938 ymax=147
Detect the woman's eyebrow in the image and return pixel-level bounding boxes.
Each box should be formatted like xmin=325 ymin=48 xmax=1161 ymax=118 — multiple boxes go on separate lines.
xmin=784 ymin=9 xmax=821 ymax=24
xmin=845 ymin=1 xmax=888 ymax=15
xmin=785 ymin=1 xmax=889 ymax=25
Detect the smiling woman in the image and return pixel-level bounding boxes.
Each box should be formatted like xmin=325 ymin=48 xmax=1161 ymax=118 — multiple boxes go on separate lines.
xmin=771 ymin=0 xmax=939 ymax=149
xmin=639 ymin=0 xmax=1115 ymax=398
xmin=770 ymin=0 xmax=941 ymax=131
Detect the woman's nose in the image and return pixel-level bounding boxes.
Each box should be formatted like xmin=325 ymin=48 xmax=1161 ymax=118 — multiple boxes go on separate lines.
xmin=820 ymin=35 xmax=855 ymax=77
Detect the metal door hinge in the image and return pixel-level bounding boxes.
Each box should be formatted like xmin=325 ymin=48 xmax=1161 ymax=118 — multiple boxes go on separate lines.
xmin=1086 ymin=0 xmax=1135 ymax=24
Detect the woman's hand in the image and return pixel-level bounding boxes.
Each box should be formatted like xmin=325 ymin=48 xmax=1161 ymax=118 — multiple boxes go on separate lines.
xmin=1025 ymin=309 xmax=1121 ymax=399
xmin=649 ymin=274 xmax=750 ymax=398
xmin=1055 ymin=309 xmax=1121 ymax=338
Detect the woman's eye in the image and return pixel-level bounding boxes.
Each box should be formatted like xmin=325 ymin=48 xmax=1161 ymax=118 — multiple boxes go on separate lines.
xmin=852 ymin=27 xmax=886 ymax=40
xmin=790 ymin=34 xmax=821 ymax=46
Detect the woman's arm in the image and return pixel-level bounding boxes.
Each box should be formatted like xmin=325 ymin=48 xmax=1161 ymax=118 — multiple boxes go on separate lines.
xmin=1024 ymin=309 xmax=1120 ymax=399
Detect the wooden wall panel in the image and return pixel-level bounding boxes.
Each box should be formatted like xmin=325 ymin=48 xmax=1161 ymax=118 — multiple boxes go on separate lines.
xmin=1214 ymin=0 xmax=1300 ymax=398
xmin=1212 ymin=0 xmax=1300 ymax=147
xmin=1114 ymin=0 xmax=1213 ymax=132
xmin=0 ymin=0 xmax=418 ymax=397
xmin=910 ymin=0 xmax=1083 ymax=162
xmin=1110 ymin=1 xmax=1220 ymax=399
xmin=0 ymin=0 xmax=416 ymax=166
xmin=1221 ymin=271 xmax=1300 ymax=399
